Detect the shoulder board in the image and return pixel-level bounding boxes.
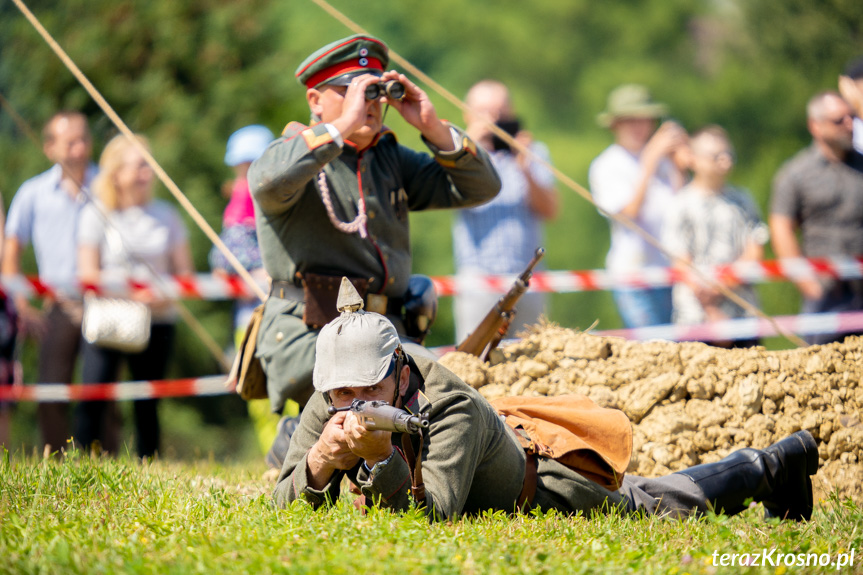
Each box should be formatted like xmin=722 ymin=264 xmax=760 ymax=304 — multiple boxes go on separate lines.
xmin=281 ymin=121 xmax=309 ymax=139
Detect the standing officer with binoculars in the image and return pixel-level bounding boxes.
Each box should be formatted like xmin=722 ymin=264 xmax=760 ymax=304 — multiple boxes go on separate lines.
xmin=248 ymin=34 xmax=500 ymax=467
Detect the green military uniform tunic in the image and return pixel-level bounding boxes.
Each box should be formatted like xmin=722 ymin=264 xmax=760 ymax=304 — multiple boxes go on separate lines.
xmin=249 ymin=122 xmax=500 ymax=412
xmin=273 ymin=355 xmax=629 ymax=519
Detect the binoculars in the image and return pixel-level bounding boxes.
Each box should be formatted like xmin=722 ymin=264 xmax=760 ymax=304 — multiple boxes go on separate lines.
xmin=365 ymin=80 xmax=405 ymax=101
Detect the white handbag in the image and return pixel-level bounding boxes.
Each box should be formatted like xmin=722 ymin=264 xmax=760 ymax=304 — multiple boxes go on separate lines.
xmin=82 ymin=294 xmax=151 ymax=353
xmin=81 ymin=226 xmax=152 ymax=353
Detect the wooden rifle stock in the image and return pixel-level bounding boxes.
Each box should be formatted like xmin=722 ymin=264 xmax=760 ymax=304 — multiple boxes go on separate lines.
xmin=456 ymin=247 xmax=545 ymax=361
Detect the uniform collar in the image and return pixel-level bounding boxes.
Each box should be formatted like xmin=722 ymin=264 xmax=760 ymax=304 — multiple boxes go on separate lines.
xmin=308 ymin=118 xmax=395 ymax=154
xmin=400 ymin=355 xmax=430 ymax=416
xmin=47 ymin=163 xmax=98 ymax=202
xmin=342 ymin=127 xmax=396 ymax=154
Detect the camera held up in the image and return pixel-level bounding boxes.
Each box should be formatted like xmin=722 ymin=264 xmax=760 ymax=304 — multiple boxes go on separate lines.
xmin=491 ymin=118 xmax=521 ymax=152
xmin=365 ymin=80 xmax=406 ymax=101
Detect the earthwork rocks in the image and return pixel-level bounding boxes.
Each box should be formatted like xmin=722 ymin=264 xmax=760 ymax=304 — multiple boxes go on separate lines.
xmin=439 ymin=324 xmax=863 ymax=503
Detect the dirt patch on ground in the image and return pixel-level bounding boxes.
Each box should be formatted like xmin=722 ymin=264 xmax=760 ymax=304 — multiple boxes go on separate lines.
xmin=439 ymin=324 xmax=863 ymax=503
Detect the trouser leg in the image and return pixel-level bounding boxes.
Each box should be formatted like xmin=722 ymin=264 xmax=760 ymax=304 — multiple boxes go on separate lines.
xmin=78 ymin=334 xmax=122 ymax=454
xmin=802 ymin=280 xmax=863 ymax=345
xmin=132 ymin=399 xmax=160 ymax=459
xmin=37 ymin=403 xmax=69 ymax=455
xmin=127 ymin=324 xmax=174 ymax=458
xmin=612 ymin=287 xmax=672 ymax=329
xmin=620 ymin=474 xmax=710 ymax=518
xmin=37 ymin=302 xmax=82 ymax=454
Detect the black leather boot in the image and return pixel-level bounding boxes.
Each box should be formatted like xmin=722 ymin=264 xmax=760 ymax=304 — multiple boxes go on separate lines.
xmin=675 ymin=430 xmax=819 ymax=521
xmin=761 ymin=430 xmax=819 ymax=521
xmin=266 ymin=416 xmax=301 ymax=469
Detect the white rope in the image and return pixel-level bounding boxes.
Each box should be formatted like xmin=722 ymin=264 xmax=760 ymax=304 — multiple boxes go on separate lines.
xmin=9 ymin=0 xmax=268 ymax=303
xmin=317 ymin=170 xmax=368 ymax=238
xmin=307 ymin=0 xmax=808 ymax=349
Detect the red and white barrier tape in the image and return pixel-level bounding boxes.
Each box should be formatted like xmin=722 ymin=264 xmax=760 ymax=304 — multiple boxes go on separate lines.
xmin=433 ymin=256 xmax=863 ymax=296
xmin=430 ymin=309 xmax=863 ymax=357
xmin=594 ymin=310 xmax=863 ymax=343
xmin=4 ymin=310 xmax=861 ymax=402
xmin=3 ymin=256 xmax=861 ymax=300
xmin=0 ymin=274 xmax=262 ymax=301
xmin=0 ymin=375 xmax=231 ymax=403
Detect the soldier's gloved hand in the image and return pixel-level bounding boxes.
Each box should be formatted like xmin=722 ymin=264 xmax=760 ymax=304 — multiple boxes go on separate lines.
xmin=342 ymin=411 xmax=394 ymax=467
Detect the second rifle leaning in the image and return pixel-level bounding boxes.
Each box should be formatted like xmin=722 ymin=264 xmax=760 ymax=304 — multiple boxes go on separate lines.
xmin=456 ymin=247 xmax=545 ymax=362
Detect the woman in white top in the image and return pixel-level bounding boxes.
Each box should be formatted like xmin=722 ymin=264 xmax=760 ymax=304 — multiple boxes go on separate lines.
xmin=75 ymin=134 xmax=194 ymax=458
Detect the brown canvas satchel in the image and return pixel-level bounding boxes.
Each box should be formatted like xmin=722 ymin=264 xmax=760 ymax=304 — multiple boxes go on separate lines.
xmin=491 ymin=394 xmax=632 ymax=491
xmin=226 ymin=303 xmax=268 ymax=400
xmin=299 ymin=272 xmax=369 ymax=328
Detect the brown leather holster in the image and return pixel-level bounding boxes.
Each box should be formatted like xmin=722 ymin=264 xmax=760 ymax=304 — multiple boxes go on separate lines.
xmin=296 ymin=272 xmax=369 ymax=329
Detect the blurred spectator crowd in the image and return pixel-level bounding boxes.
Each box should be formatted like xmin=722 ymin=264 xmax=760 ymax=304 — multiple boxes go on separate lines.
xmin=0 ymin=53 xmax=861 ymax=461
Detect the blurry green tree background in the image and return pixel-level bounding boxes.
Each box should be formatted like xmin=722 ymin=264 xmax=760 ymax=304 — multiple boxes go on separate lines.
xmin=0 ymin=0 xmax=860 ymax=458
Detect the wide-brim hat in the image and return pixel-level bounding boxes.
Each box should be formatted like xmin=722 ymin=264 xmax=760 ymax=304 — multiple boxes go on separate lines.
xmin=597 ymin=84 xmax=668 ymax=128
xmin=313 ymin=278 xmax=400 ymax=394
xmin=296 ymin=34 xmax=389 ymax=89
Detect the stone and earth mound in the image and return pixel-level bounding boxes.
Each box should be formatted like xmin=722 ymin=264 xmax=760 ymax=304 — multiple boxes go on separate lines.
xmin=439 ymin=324 xmax=863 ymax=504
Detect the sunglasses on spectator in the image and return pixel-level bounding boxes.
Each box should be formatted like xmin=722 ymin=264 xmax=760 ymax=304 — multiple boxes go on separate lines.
xmin=824 ymin=114 xmax=853 ymax=125
xmin=696 ymin=151 xmax=736 ymax=163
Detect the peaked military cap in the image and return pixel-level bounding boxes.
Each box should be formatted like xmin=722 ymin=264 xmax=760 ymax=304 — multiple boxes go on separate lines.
xmin=296 ymin=34 xmax=389 ymax=89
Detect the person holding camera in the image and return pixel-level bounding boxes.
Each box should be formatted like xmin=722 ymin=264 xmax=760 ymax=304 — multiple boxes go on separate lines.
xmin=248 ymin=34 xmax=500 ymax=468
xmin=452 ymin=80 xmax=559 ymax=343
xmin=589 ymin=84 xmax=688 ymax=329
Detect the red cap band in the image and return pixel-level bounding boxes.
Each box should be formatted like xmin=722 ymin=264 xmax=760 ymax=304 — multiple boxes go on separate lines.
xmin=304 ymin=57 xmax=384 ymax=89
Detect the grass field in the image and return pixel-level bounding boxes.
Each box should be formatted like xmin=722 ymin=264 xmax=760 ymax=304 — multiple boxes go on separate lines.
xmin=1 ymin=451 xmax=861 ymax=574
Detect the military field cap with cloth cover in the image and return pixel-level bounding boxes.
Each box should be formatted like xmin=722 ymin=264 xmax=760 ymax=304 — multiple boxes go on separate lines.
xmin=296 ymin=34 xmax=390 ymax=89
xmin=597 ymin=84 xmax=668 ymax=127
xmin=313 ymin=278 xmax=401 ymax=394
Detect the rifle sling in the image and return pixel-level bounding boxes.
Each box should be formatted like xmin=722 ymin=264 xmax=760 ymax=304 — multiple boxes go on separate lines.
xmin=401 ymin=431 xmax=426 ymax=502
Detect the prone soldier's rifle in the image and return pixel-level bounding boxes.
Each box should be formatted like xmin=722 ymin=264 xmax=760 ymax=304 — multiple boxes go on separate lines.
xmin=328 ymin=399 xmax=430 ymax=434
xmin=456 ymin=247 xmax=545 ymax=361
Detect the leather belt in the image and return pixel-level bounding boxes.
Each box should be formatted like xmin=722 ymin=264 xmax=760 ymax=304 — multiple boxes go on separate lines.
xmin=517 ymin=451 xmax=537 ymax=511
xmin=364 ymin=294 xmax=404 ymax=316
xmin=269 ymin=279 xmax=404 ymax=315
xmin=269 ymin=280 xmax=305 ymax=301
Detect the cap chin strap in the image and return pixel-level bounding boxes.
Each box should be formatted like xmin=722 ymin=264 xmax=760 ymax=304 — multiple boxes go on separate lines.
xmin=390 ymin=345 xmax=405 ymax=408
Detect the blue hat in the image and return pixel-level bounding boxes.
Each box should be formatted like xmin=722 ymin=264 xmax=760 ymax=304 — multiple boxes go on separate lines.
xmin=224 ymin=125 xmax=274 ymax=166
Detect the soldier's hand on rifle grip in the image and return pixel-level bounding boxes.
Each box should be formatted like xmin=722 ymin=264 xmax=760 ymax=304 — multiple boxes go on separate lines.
xmin=343 ymin=411 xmax=394 ymax=466
xmin=307 ymin=412 xmax=361 ymax=489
